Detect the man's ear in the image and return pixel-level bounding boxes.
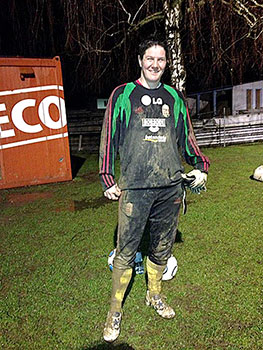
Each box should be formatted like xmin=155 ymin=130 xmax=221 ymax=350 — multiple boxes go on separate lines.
xmin=138 ymin=55 xmax=142 ymax=67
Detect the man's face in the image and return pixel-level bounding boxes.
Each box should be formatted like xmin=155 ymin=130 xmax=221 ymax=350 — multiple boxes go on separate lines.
xmin=139 ymin=45 xmax=167 ymax=87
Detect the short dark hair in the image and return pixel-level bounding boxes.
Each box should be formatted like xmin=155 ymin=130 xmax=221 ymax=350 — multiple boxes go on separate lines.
xmin=138 ymin=38 xmax=168 ymax=60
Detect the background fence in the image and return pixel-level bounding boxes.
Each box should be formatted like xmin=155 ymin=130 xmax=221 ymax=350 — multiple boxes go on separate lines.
xmin=193 ymin=113 xmax=263 ymax=147
xmin=67 ymin=110 xmax=263 ymax=152
xmin=67 ymin=109 xmax=104 ymax=152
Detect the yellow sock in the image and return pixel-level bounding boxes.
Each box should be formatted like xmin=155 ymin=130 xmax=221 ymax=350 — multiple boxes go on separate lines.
xmin=146 ymin=257 xmax=166 ymax=298
xmin=110 ymin=267 xmax=133 ymax=312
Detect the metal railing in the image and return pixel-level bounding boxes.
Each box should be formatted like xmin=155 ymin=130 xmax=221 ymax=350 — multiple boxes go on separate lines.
xmin=193 ymin=111 xmax=263 ymax=147
xmin=67 ymin=109 xmax=263 ymax=152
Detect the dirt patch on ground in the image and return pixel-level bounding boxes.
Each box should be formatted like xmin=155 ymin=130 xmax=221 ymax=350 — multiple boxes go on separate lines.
xmin=4 ymin=192 xmax=53 ymax=206
xmin=0 ymin=216 xmax=13 ymax=225
xmin=0 ymin=193 xmax=110 ymax=214
xmin=0 ymin=186 xmax=109 ymax=214
xmin=79 ymin=171 xmax=98 ymax=183
xmin=73 ymin=196 xmax=111 ymax=211
xmin=54 ymin=197 xmax=111 ymax=212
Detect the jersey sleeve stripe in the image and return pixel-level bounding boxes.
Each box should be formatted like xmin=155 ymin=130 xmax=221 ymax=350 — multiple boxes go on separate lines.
xmin=101 ymin=111 xmax=109 ymax=173
xmin=102 ymin=174 xmax=115 ymax=188
xmin=106 ymin=98 xmax=112 ymax=174
xmin=102 ymin=174 xmax=110 ymax=187
xmin=103 ymin=84 xmax=126 ymax=174
xmin=186 ymin=106 xmax=210 ymax=171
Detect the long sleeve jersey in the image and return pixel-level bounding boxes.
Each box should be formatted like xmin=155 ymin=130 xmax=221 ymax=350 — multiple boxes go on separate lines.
xmin=99 ymin=80 xmax=210 ymax=191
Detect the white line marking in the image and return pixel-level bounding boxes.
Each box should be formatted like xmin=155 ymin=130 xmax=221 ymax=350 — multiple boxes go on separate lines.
xmin=0 ymin=132 xmax=68 ymax=150
xmin=0 ymin=85 xmax=64 ymax=97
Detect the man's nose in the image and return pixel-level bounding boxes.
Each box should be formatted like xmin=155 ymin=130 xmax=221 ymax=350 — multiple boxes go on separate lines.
xmin=153 ymin=58 xmax=158 ymax=67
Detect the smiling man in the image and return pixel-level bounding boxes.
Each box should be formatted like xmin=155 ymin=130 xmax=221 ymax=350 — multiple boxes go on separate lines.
xmin=138 ymin=43 xmax=167 ymax=88
xmin=99 ymin=38 xmax=210 ymax=342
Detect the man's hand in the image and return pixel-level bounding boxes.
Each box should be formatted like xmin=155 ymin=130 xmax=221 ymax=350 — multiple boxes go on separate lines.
xmin=182 ymin=169 xmax=207 ymax=194
xmin=104 ymin=184 xmax=122 ymax=200
xmin=186 ymin=169 xmax=207 ymax=188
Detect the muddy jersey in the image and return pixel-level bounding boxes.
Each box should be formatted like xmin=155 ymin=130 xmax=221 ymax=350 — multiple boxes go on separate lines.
xmin=99 ymin=80 xmax=210 ymax=191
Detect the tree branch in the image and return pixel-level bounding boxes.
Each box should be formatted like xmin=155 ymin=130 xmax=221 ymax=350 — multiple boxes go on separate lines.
xmin=220 ymin=0 xmax=261 ymax=28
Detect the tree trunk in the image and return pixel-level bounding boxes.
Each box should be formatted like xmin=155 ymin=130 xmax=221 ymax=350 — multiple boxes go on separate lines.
xmin=163 ymin=0 xmax=186 ymax=92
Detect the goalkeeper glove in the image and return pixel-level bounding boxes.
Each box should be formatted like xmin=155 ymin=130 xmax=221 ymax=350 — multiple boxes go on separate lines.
xmin=182 ymin=169 xmax=207 ymax=194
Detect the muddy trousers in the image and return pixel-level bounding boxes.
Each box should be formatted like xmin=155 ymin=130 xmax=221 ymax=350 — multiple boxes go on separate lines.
xmin=110 ymin=185 xmax=182 ymax=312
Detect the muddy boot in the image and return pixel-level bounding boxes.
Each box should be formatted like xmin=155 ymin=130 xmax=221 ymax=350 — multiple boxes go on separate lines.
xmin=103 ymin=267 xmax=132 ymax=342
xmin=146 ymin=257 xmax=175 ymax=319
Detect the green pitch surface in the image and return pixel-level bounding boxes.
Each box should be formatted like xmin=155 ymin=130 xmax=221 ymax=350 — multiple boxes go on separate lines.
xmin=0 ymin=144 xmax=263 ymax=350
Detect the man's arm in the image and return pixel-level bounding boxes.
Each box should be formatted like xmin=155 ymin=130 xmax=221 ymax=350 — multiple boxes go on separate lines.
xmin=177 ymin=100 xmax=210 ymax=174
xmin=176 ymin=96 xmax=210 ymax=192
xmin=99 ymin=87 xmax=122 ymax=197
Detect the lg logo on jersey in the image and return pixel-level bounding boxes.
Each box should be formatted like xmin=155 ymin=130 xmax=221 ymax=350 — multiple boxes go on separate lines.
xmin=141 ymin=95 xmax=163 ymax=106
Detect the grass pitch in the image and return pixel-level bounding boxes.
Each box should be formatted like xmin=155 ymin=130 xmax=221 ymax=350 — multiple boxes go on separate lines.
xmin=0 ymin=143 xmax=263 ymax=350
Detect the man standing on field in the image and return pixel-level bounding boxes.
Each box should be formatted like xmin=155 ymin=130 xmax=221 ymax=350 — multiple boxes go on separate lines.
xmin=99 ymin=38 xmax=210 ymax=342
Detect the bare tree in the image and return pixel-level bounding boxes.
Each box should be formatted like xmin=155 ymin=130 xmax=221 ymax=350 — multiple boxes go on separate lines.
xmin=164 ymin=0 xmax=186 ymax=91
xmin=1 ymin=0 xmax=263 ymax=105
xmin=59 ymin=0 xmax=164 ymax=98
xmin=220 ymin=0 xmax=263 ymax=38
xmin=182 ymin=0 xmax=263 ymax=91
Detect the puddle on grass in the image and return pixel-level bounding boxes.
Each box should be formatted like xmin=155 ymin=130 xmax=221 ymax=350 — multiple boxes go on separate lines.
xmin=2 ymin=192 xmax=53 ymax=206
xmin=0 ymin=192 xmax=54 ymax=224
xmin=79 ymin=171 xmax=98 ymax=183
xmin=0 ymin=191 xmax=111 ymax=213
xmin=0 ymin=216 xmax=13 ymax=225
xmin=73 ymin=196 xmax=111 ymax=211
xmin=54 ymin=197 xmax=111 ymax=212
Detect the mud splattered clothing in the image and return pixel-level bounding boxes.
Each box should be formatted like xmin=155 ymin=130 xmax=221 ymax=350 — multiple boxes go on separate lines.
xmin=99 ymin=80 xmax=209 ymax=192
xmin=114 ymin=185 xmax=183 ymax=269
xmin=99 ymin=80 xmax=210 ymax=268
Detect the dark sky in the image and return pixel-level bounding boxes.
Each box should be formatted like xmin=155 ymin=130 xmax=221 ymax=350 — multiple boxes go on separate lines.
xmin=0 ymin=1 xmax=262 ymax=109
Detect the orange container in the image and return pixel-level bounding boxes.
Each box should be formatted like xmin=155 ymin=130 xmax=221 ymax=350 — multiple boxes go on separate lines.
xmin=0 ymin=56 xmax=72 ymax=189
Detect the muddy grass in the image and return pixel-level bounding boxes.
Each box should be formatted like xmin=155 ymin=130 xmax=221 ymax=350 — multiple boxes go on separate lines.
xmin=1 ymin=147 xmax=263 ymax=350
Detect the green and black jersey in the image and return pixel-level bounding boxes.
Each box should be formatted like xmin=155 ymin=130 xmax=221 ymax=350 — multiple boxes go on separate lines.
xmin=99 ymin=80 xmax=210 ymax=191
